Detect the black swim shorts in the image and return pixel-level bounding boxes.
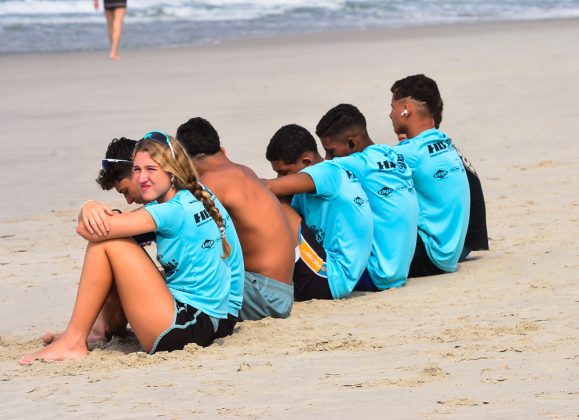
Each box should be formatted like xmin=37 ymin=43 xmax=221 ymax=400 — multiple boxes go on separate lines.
xmin=293 ymin=221 xmax=333 ymax=301
xmin=150 ymin=300 xmax=218 ymax=353
xmin=214 ymin=314 xmax=238 ymax=339
xmin=407 ymin=234 xmax=445 ymax=278
xmin=104 ymin=0 xmax=127 ymax=11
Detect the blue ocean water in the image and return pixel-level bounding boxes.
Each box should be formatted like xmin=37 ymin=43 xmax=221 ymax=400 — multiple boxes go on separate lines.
xmin=1 ymin=0 xmax=579 ymax=54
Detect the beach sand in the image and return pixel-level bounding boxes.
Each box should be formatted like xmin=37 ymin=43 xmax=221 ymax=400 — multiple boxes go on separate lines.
xmin=1 ymin=19 xmax=578 ymax=418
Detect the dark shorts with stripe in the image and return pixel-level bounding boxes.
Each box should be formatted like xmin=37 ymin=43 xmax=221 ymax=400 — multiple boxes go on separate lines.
xmin=293 ymin=221 xmax=333 ymax=301
xmin=150 ymin=300 xmax=219 ymax=354
xmin=104 ymin=0 xmax=127 ymax=10
xmin=214 ymin=314 xmax=238 ymax=339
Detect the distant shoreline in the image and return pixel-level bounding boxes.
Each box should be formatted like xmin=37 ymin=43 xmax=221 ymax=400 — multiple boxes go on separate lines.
xmin=2 ymin=15 xmax=579 ymax=56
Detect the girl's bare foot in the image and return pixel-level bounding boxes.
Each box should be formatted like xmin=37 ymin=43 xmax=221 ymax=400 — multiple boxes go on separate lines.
xmin=42 ymin=327 xmax=108 ymax=345
xmin=20 ymin=336 xmax=89 ymax=365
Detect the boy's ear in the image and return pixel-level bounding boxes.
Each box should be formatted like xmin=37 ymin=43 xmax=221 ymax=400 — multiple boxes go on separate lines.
xmin=220 ymin=146 xmax=227 ymax=156
xmin=300 ymin=151 xmax=315 ymax=167
xmin=346 ymin=135 xmax=360 ymax=151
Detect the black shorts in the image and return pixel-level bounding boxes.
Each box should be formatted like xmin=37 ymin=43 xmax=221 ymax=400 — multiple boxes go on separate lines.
xmin=214 ymin=314 xmax=238 ymax=339
xmin=353 ymin=269 xmax=378 ymax=292
xmin=150 ymin=300 xmax=218 ymax=354
xmin=104 ymin=0 xmax=127 ymax=10
xmin=408 ymin=234 xmax=445 ymax=278
xmin=293 ymin=221 xmax=333 ymax=301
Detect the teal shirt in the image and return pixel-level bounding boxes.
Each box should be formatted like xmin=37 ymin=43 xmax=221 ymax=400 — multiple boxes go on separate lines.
xmin=292 ymin=161 xmax=373 ymax=299
xmin=332 ymin=144 xmax=418 ymax=289
xmin=395 ymin=128 xmax=470 ymax=272
xmin=209 ymin=189 xmax=244 ymax=317
xmin=145 ymin=189 xmax=237 ymax=319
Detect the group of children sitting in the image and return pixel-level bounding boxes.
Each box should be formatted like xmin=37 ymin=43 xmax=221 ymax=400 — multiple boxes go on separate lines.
xmin=20 ymin=74 xmax=488 ymax=365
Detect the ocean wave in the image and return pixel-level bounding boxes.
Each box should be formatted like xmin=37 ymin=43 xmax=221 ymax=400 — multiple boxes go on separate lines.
xmin=2 ymin=0 xmax=579 ymax=53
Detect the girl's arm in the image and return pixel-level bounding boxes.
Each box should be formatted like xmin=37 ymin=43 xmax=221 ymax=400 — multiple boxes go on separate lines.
xmin=76 ymin=208 xmax=157 ymax=242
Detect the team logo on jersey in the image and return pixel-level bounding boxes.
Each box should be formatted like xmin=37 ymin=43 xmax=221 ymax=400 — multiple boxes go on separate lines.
xmin=353 ymin=196 xmax=368 ymax=206
xmin=158 ymin=255 xmax=179 ymax=277
xmin=202 ymin=239 xmax=216 ymax=249
xmin=427 ymin=140 xmax=451 ymax=157
xmin=193 ymin=209 xmax=212 ymax=226
xmin=396 ymin=154 xmax=407 ymax=170
xmin=376 ymin=160 xmax=396 ymax=171
xmin=433 ymin=169 xmax=448 ymax=179
xmin=378 ymin=187 xmax=393 ymax=197
xmin=450 ymin=166 xmax=463 ymax=173
xmin=344 ymin=169 xmax=360 ymax=183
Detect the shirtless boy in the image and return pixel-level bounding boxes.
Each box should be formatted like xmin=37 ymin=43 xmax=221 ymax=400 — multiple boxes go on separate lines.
xmin=176 ymin=117 xmax=294 ymax=321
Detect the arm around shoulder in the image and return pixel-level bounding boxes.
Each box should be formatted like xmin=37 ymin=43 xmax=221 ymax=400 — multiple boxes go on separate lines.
xmin=266 ymin=173 xmax=316 ymax=197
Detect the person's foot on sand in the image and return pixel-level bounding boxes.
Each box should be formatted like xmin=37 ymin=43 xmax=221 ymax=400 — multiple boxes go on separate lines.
xmin=109 ymin=53 xmax=121 ymax=60
xmin=41 ymin=331 xmax=62 ymax=345
xmin=42 ymin=328 xmax=109 ymax=345
xmin=20 ymin=336 xmax=89 ymax=365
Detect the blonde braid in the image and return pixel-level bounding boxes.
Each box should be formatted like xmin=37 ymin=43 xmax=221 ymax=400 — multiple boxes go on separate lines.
xmin=188 ymin=177 xmax=232 ymax=259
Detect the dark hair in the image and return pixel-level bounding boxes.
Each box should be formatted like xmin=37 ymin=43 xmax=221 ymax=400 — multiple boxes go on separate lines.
xmin=266 ymin=124 xmax=319 ymax=164
xmin=391 ymin=74 xmax=444 ymax=124
xmin=96 ymin=137 xmax=137 ymax=190
xmin=176 ymin=117 xmax=221 ymax=157
xmin=315 ymin=104 xmax=367 ymax=139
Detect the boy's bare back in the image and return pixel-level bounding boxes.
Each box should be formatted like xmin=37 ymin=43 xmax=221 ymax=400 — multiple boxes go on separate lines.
xmin=200 ymin=160 xmax=294 ymax=284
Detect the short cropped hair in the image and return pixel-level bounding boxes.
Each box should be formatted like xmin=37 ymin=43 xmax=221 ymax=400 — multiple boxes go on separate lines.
xmin=315 ymin=104 xmax=367 ymax=139
xmin=266 ymin=124 xmax=319 ymax=165
xmin=176 ymin=117 xmax=221 ymax=157
xmin=391 ymin=74 xmax=444 ymax=124
xmin=96 ymin=137 xmax=137 ymax=190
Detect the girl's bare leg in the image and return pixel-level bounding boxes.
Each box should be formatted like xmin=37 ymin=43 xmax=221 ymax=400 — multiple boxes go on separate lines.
xmin=21 ymin=239 xmax=175 ymax=365
xmin=42 ymin=285 xmax=127 ymax=345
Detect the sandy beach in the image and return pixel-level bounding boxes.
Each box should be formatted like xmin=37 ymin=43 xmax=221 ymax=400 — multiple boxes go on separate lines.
xmin=1 ymin=19 xmax=578 ymax=418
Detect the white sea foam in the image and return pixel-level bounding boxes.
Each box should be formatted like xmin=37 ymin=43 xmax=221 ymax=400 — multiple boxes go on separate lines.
xmin=2 ymin=0 xmax=579 ymax=53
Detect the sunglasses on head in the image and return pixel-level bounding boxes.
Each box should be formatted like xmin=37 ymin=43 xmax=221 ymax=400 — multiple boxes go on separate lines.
xmin=101 ymin=158 xmax=132 ymax=172
xmin=142 ymin=131 xmax=176 ymax=159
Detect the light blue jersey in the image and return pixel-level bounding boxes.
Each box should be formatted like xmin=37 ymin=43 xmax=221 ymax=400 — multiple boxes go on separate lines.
xmin=332 ymin=144 xmax=418 ymax=289
xmin=145 ymin=189 xmax=235 ymax=319
xmin=208 ymin=188 xmax=244 ymax=317
xmin=292 ymin=161 xmax=373 ymax=299
xmin=395 ymin=128 xmax=470 ymax=272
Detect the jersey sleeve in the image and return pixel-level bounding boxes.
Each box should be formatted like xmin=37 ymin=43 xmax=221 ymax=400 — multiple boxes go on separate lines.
xmin=301 ymin=161 xmax=341 ymax=200
xmin=332 ymin=154 xmax=365 ymax=179
xmin=144 ymin=201 xmax=181 ymax=236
